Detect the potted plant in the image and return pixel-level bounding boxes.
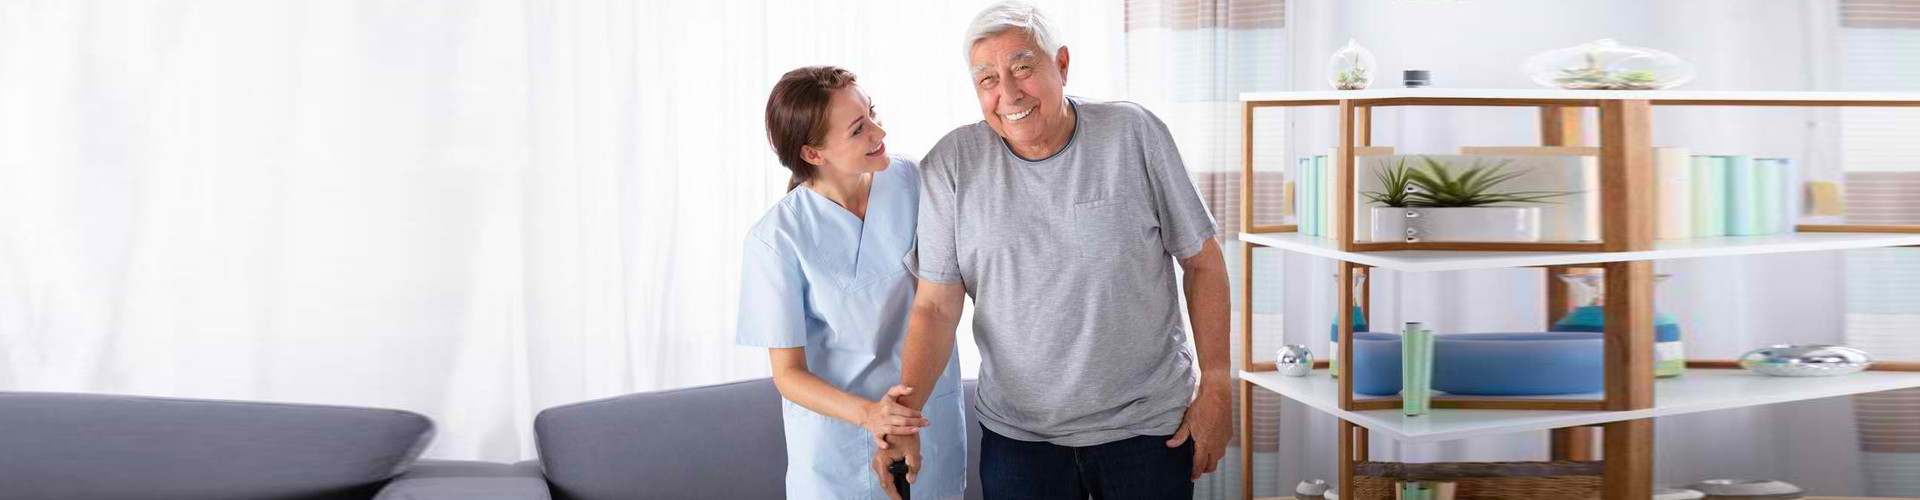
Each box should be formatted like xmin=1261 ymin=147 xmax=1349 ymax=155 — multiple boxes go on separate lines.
xmin=1365 ymin=157 xmax=1575 ymax=242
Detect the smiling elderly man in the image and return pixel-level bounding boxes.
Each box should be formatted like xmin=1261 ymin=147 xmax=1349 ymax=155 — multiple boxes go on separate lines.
xmin=872 ymin=2 xmax=1233 ymax=498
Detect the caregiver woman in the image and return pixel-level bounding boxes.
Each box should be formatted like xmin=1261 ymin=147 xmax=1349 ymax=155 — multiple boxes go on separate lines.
xmin=736 ymin=65 xmax=967 ymax=500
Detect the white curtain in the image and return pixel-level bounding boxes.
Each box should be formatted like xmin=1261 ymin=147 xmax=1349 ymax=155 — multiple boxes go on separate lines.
xmin=1836 ymin=0 xmax=1920 ymax=495
xmin=0 ymin=0 xmax=1123 ymax=463
xmin=1118 ymin=0 xmax=1289 ymax=497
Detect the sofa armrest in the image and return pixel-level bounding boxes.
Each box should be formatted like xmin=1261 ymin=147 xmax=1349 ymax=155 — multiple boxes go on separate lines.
xmin=373 ymin=459 xmax=551 ymax=500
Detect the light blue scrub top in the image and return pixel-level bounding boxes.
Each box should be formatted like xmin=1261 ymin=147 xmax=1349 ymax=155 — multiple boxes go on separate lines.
xmin=737 ymin=155 xmax=967 ymax=500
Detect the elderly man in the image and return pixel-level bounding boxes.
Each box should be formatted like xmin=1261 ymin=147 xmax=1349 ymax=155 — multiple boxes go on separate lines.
xmin=872 ymin=2 xmax=1232 ymax=498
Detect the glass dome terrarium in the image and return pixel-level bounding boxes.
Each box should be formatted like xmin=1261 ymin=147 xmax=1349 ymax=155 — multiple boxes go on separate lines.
xmin=1327 ymin=39 xmax=1377 ymax=90
xmin=1550 ymin=272 xmax=1686 ymax=378
xmin=1523 ymin=38 xmax=1695 ymax=90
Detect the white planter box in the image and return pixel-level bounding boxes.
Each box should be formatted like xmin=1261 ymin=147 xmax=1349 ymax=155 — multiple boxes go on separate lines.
xmin=1370 ymin=206 xmax=1543 ymax=243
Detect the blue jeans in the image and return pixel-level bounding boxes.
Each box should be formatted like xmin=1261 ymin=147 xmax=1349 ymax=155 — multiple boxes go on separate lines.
xmin=979 ymin=425 xmax=1195 ymax=500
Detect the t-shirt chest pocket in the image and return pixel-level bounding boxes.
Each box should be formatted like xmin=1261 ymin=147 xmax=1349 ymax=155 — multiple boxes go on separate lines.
xmin=1072 ymin=198 xmax=1138 ymax=258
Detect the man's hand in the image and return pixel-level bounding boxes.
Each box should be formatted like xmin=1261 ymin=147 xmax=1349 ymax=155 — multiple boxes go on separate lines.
xmin=1165 ymin=383 xmax=1232 ymax=480
xmin=871 ymin=433 xmax=922 ymax=499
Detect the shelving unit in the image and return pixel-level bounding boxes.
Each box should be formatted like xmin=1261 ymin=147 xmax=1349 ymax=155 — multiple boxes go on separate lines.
xmin=1240 ymin=368 xmax=1920 ymax=445
xmin=1234 ymin=88 xmax=1920 ymax=500
xmin=1238 ymin=231 xmax=1920 ymax=273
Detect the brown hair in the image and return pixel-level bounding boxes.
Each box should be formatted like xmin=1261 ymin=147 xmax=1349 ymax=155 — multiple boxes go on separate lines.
xmin=765 ymin=66 xmax=858 ymax=190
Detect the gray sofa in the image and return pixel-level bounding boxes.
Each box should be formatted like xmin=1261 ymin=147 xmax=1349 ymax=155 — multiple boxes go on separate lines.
xmin=0 ymin=391 xmax=438 ymax=500
xmin=525 ymin=378 xmax=985 ymax=500
xmin=2 ymin=379 xmax=982 ymax=500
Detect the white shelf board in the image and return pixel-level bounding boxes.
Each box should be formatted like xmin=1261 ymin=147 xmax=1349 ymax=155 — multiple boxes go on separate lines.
xmin=1240 ymin=88 xmax=1920 ymax=103
xmin=1238 ymin=231 xmax=1920 ymax=273
xmin=1241 ymin=368 xmax=1920 ymax=444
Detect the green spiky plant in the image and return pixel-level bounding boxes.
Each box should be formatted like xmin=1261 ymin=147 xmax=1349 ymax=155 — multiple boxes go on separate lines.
xmin=1405 ymin=157 xmax=1575 ymax=207
xmin=1364 ymin=156 xmax=1577 ymax=208
xmin=1361 ymin=157 xmax=1419 ymax=207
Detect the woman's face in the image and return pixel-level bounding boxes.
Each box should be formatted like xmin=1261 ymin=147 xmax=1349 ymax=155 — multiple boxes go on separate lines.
xmin=804 ymin=85 xmax=889 ymax=177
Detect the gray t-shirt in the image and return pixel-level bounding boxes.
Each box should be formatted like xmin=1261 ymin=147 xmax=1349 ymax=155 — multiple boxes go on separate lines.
xmin=914 ymin=96 xmax=1218 ymax=447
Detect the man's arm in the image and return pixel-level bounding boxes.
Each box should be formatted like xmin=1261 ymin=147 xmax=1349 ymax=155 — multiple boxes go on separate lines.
xmin=1181 ymin=237 xmax=1231 ymax=402
xmin=895 ymin=277 xmax=964 ymax=410
xmin=1168 ymin=237 xmax=1232 ymax=480
xmin=877 ymin=277 xmax=966 ymax=485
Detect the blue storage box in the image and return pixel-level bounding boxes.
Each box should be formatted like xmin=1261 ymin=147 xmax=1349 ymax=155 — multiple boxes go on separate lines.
xmin=1345 ymin=331 xmax=1403 ymax=396
xmin=1432 ymin=332 xmax=1605 ymax=396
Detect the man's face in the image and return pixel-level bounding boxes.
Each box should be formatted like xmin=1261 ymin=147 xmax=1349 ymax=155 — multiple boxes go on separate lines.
xmin=968 ymin=30 xmax=1070 ymax=154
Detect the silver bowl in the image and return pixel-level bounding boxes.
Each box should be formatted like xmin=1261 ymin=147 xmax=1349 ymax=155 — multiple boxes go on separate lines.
xmin=1686 ymin=478 xmax=1802 ymax=497
xmin=1296 ymin=479 xmax=1329 ymax=496
xmin=1654 ymin=487 xmax=1704 ymax=500
xmin=1738 ymin=345 xmax=1874 ymax=377
xmin=1276 ymin=345 xmax=1314 ymax=377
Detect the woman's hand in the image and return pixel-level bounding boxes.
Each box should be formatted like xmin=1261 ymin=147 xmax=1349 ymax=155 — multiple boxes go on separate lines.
xmin=861 ymin=384 xmax=929 ymax=449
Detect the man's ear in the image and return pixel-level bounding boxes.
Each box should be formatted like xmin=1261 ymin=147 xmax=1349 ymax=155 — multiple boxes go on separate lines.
xmin=1054 ymin=46 xmax=1071 ymax=84
xmin=801 ymin=144 xmax=827 ymax=167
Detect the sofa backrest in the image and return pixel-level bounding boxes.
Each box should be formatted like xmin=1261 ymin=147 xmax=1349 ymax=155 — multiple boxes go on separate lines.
xmin=536 ymin=378 xmax=985 ymax=500
xmin=0 ymin=391 xmax=435 ymax=500
xmin=534 ymin=378 xmax=786 ymax=500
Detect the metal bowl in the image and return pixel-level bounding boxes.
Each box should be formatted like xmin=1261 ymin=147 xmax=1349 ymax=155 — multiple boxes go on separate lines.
xmin=1686 ymin=478 xmax=1802 ymax=498
xmin=1654 ymin=487 xmax=1705 ymax=500
xmin=1738 ymin=345 xmax=1874 ymax=377
xmin=1276 ymin=345 xmax=1314 ymax=377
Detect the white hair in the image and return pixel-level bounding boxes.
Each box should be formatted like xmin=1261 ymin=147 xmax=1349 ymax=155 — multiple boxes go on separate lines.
xmin=963 ymin=1 xmax=1064 ymax=67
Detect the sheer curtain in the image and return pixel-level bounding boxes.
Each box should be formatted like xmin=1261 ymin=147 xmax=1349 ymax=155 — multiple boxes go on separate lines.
xmin=1118 ymin=0 xmax=1288 ymax=497
xmin=1837 ymin=0 xmax=1920 ymax=495
xmin=0 ymin=0 xmax=1121 ymax=462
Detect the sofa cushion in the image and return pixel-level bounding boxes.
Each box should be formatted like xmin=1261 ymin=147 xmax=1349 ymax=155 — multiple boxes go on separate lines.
xmin=535 ymin=378 xmax=989 ymax=500
xmin=534 ymin=378 xmax=787 ymax=500
xmin=373 ymin=460 xmax=551 ymax=500
xmin=0 ymin=391 xmax=435 ymax=500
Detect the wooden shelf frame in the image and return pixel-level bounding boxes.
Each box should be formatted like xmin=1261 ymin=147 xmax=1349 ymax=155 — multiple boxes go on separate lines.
xmin=1234 ymin=93 xmax=1920 ymax=500
xmin=1237 ymin=95 xmax=1920 ymax=254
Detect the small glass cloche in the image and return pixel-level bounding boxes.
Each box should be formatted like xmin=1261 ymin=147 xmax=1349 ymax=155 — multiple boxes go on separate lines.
xmin=1326 ymin=39 xmax=1377 ymax=90
xmin=1523 ymin=38 xmax=1695 ymax=90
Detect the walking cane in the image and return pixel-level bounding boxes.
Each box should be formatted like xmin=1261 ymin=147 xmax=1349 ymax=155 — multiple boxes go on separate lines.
xmin=887 ymin=459 xmax=911 ymax=500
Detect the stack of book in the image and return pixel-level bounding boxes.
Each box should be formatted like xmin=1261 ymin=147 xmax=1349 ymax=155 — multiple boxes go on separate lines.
xmin=1658 ymin=151 xmax=1800 ymax=239
xmin=1296 ymin=155 xmax=1334 ymax=237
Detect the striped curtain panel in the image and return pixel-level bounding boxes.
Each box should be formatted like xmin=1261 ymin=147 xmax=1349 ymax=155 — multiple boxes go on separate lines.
xmin=1840 ymin=0 xmax=1920 ymax=495
xmin=1122 ymin=0 xmax=1286 ymax=498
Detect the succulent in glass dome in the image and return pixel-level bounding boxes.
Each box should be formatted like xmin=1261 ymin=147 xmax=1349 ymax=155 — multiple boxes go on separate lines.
xmin=1525 ymin=39 xmax=1695 ymax=90
xmin=1327 ymin=39 xmax=1377 ymax=90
